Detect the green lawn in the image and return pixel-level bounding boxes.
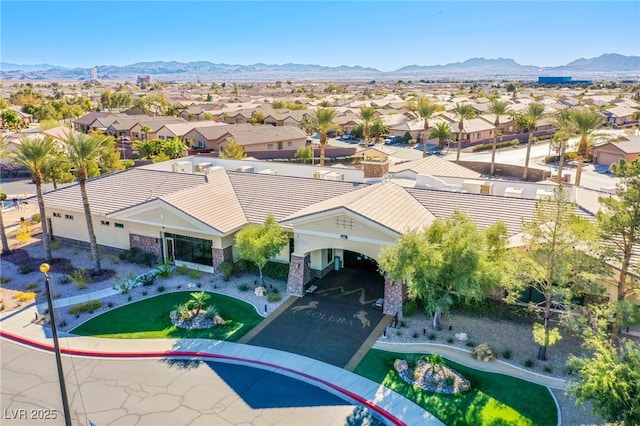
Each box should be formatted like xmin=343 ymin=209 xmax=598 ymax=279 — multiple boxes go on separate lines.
xmin=354 ymin=349 xmax=557 ymax=426
xmin=71 ymin=292 xmax=263 ymax=341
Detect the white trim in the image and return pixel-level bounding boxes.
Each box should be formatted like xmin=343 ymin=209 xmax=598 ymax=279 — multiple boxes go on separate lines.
xmin=175 ymin=260 xmax=214 ymax=275
xmin=294 ymin=228 xmax=395 ymax=247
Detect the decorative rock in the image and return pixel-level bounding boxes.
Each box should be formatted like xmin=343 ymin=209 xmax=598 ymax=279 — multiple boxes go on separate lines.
xmin=395 ymin=358 xmax=470 ymax=394
xmin=472 ymin=343 xmax=497 ymax=362
xmin=455 ymin=332 xmax=468 ymax=342
xmin=213 ymin=315 xmax=227 ymax=326
xmin=255 ymin=286 xmax=267 ymax=296
xmin=169 ymin=310 xmax=178 ymax=321
xmin=394 ymin=359 xmax=409 ymax=373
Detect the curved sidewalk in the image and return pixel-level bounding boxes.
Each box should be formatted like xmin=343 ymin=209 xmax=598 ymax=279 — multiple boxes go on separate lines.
xmin=374 ymin=341 xmax=567 ymax=389
xmin=0 ymin=305 xmax=442 ymax=426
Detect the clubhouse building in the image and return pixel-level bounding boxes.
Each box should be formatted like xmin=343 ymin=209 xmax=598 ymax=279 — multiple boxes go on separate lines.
xmin=41 ymin=156 xmax=596 ymax=318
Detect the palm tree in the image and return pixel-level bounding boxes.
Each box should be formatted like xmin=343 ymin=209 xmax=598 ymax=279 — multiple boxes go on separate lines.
xmin=64 ymin=131 xmax=109 ymax=274
xmin=359 ymin=107 xmax=376 ymax=145
xmin=13 ymin=136 xmax=56 ymax=262
xmin=190 ymin=291 xmax=211 ymax=316
xmin=522 ymin=102 xmax=546 ymax=180
xmin=452 ymin=103 xmax=476 ymax=163
xmin=415 ymin=98 xmax=439 ymax=157
xmin=572 ymin=108 xmax=604 ymax=186
xmin=488 ymin=100 xmax=511 ymax=175
xmin=370 ymin=118 xmax=388 ymax=144
xmin=0 ymin=139 xmax=11 ymax=255
xmin=429 ymin=122 xmax=454 ymax=151
xmin=139 ymin=125 xmax=151 ymax=141
xmin=311 ymin=107 xmax=338 ymax=166
xmin=299 ymin=114 xmax=314 ymax=136
xmin=551 ymin=109 xmax=575 ymax=183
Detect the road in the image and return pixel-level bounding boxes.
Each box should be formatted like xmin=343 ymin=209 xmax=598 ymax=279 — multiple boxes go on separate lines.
xmin=0 ymin=340 xmax=382 ymax=426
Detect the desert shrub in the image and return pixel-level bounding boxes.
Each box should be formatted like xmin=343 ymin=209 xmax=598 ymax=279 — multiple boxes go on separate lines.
xmin=31 ymin=213 xmax=41 ymax=223
xmin=127 ymin=296 xmax=132 ymax=302
xmin=524 ymin=358 xmax=535 ymax=368
xmin=233 ymin=259 xmax=250 ymax=276
xmin=452 ymin=296 xmax=536 ymax=322
xmin=25 ymin=283 xmax=39 ymax=290
xmin=49 ymin=240 xmax=60 ymax=250
xmin=399 ymin=320 xmax=407 ymax=328
xmin=267 ymin=292 xmax=282 ymax=302
xmin=242 ymin=260 xmax=289 ymax=281
xmin=237 ymin=283 xmax=250 ymax=292
xmin=157 ymin=285 xmax=165 ymax=292
xmin=13 ymin=291 xmax=36 ymax=302
xmin=543 ymin=365 xmax=553 ymax=373
xmin=59 ymin=320 xmax=67 ymax=328
xmin=472 ymin=139 xmax=520 ymax=152
xmin=142 ymin=291 xmax=148 ymax=296
xmin=205 ymin=305 xmax=219 ymax=319
xmin=176 ymin=303 xmax=192 ymax=321
xmin=0 ymin=277 xmax=12 ymax=283
xmin=68 ymin=300 xmax=102 ymax=315
xmin=59 ymin=275 xmax=71 ymax=284
xmin=403 ymin=298 xmax=418 ymax=316
xmin=175 ymin=265 xmax=189 ymax=275
xmin=138 ymin=273 xmax=156 ymax=286
xmin=187 ymin=269 xmax=201 ymax=280
xmin=447 ymin=337 xmax=455 ymax=344
xmin=18 ymin=265 xmax=34 ymax=274
xmin=71 ymin=268 xmax=90 ymax=289
xmin=444 ymin=375 xmax=456 ymax=387
xmin=16 ymin=222 xmax=31 ymax=243
xmin=502 ymin=349 xmax=513 ymax=360
xmin=428 ymin=333 xmax=437 ymax=340
xmin=412 ymin=332 xmax=419 ymax=339
xmin=466 ymin=341 xmax=476 ymax=347
xmin=218 ymin=261 xmax=234 ymax=281
xmin=118 ymin=247 xmax=155 ymax=266
xmin=155 ymin=262 xmax=173 ymax=278
xmin=107 ymin=302 xmax=114 ymax=308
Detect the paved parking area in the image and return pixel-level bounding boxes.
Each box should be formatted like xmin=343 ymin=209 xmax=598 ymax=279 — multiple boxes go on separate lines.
xmin=245 ymin=269 xmax=387 ymax=368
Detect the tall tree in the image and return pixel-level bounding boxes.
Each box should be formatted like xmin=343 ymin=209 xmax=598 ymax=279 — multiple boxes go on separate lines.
xmin=0 ymin=139 xmax=10 ymax=255
xmin=295 ymin=146 xmax=312 ymax=164
xmin=310 ymin=107 xmax=338 ymax=166
xmin=42 ymin=147 xmax=73 ymax=190
xmin=504 ymin=186 xmax=596 ymax=360
xmin=139 ymin=125 xmax=152 ymax=141
xmin=567 ymin=329 xmax=640 ymax=425
xmin=13 ymin=136 xmax=56 ymax=262
xmin=415 ymin=97 xmax=439 ymax=157
xmin=64 ymin=132 xmax=109 ymax=274
xmin=596 ymin=159 xmax=640 ymax=344
xmin=572 ymin=108 xmax=604 ymax=186
xmin=359 ymin=107 xmax=376 ymax=145
xmin=235 ymin=214 xmax=288 ymax=284
xmin=551 ymin=108 xmax=575 ymax=183
xmin=521 ymin=102 xmax=546 ymax=180
xmin=369 ymin=118 xmax=388 ymax=144
xmin=429 ymin=122 xmax=454 ymax=151
xmin=219 ymin=137 xmax=245 ymax=159
xmin=379 ymin=211 xmax=507 ymax=330
xmin=452 ymin=103 xmax=476 ymax=163
xmin=488 ymin=99 xmax=511 ymax=175
xmin=1 ymin=109 xmax=24 ymax=131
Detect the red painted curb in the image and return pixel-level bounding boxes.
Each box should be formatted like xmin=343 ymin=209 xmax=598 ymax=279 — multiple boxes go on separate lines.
xmin=0 ymin=330 xmax=407 ymax=426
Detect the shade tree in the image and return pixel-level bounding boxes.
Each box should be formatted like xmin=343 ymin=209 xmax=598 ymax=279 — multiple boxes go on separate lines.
xmin=235 ymin=214 xmax=288 ymax=285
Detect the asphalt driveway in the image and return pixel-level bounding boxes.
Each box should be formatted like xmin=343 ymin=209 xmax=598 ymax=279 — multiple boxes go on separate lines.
xmin=245 ymin=269 xmax=386 ymax=368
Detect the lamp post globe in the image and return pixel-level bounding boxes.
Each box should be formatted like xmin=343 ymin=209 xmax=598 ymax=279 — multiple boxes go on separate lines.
xmin=40 ymin=263 xmax=50 ymax=274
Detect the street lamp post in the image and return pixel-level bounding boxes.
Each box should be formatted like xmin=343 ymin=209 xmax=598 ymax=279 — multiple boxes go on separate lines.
xmin=40 ymin=263 xmax=72 ymax=426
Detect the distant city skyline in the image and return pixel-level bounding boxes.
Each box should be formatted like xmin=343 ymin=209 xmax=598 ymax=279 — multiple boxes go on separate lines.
xmin=2 ymin=1 xmax=639 ymax=72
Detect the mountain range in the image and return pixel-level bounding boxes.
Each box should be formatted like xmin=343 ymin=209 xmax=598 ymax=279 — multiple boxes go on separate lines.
xmin=1 ymin=54 xmax=638 ymax=82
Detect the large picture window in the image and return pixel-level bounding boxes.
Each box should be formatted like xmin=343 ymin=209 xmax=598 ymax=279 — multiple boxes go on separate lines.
xmin=164 ymin=233 xmax=212 ymax=266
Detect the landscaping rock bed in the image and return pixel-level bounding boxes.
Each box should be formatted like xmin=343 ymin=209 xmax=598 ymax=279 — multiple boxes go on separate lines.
xmin=394 ymin=358 xmax=470 ymax=394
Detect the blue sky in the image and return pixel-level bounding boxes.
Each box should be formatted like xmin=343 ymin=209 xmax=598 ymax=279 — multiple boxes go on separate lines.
xmin=2 ymin=1 xmax=638 ymax=71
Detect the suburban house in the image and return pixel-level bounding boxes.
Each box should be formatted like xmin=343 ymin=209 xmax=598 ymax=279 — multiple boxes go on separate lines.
xmin=40 ymin=155 xmax=600 ymax=319
xmin=592 ymin=137 xmax=640 ymax=166
xmin=601 ymin=106 xmax=639 ymax=126
xmin=183 ymin=123 xmax=307 ymax=153
xmin=73 ymin=112 xmax=116 ymax=133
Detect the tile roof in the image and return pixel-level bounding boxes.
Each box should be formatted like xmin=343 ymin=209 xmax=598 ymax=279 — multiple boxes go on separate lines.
xmin=161 ymin=169 xmax=247 ymax=234
xmin=227 ymin=171 xmax=363 ymax=223
xmin=283 ymin=181 xmax=435 ymax=234
xmin=42 ymin=168 xmax=207 ymax=215
xmin=389 ymin=156 xmax=482 ymax=179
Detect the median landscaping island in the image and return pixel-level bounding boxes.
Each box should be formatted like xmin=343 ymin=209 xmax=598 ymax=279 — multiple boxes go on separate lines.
xmin=354 ymin=349 xmax=557 ymax=426
xmin=70 ymin=291 xmax=263 ymax=341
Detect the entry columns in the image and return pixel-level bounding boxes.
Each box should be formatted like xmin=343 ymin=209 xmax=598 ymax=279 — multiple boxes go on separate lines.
xmin=383 ymin=274 xmax=407 ymax=320
xmin=287 ymin=252 xmax=311 ymax=297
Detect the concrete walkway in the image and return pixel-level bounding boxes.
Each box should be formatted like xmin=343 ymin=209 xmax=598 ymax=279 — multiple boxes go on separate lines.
xmin=0 ymin=305 xmax=442 ymax=426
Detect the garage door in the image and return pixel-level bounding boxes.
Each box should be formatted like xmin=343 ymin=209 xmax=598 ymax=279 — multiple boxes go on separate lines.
xmin=596 ymin=152 xmax=621 ymax=166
